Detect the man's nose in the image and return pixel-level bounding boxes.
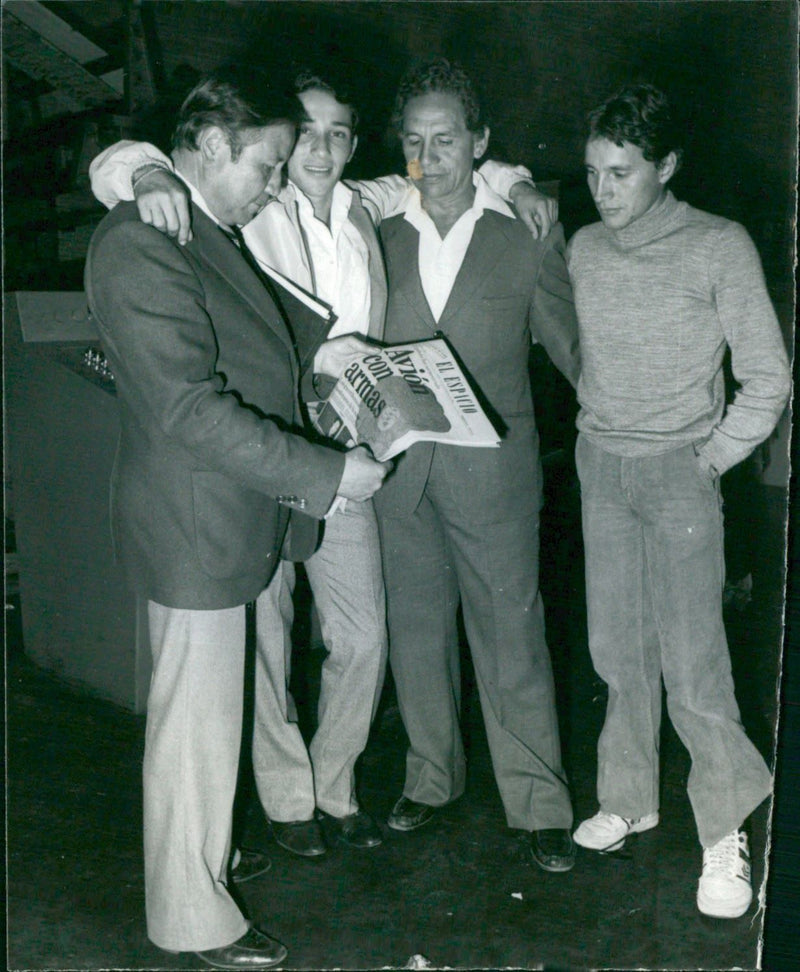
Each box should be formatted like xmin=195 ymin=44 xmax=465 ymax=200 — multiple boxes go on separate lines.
xmin=265 ymin=167 xmax=283 ymax=199
xmin=310 ymin=132 xmax=329 ymax=156
xmin=419 ymin=139 xmax=438 ymax=167
xmin=593 ymin=174 xmax=611 ymax=200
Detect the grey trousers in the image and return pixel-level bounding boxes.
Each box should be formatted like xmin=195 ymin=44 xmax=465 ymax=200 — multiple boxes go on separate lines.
xmin=575 ymin=435 xmax=773 ymax=847
xmin=378 ymin=455 xmax=573 ymax=832
xmin=252 ymin=499 xmax=388 ymax=820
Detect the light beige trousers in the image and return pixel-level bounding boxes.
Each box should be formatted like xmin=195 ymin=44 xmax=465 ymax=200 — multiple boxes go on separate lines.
xmin=252 ymin=500 xmax=388 ymax=821
xmin=143 ymin=599 xmax=250 ymax=952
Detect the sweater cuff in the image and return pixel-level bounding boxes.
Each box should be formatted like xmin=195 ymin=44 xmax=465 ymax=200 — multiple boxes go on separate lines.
xmin=694 ymin=435 xmax=740 ymax=478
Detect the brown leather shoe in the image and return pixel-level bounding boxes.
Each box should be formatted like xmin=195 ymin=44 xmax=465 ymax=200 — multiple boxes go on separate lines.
xmin=387 ymin=796 xmax=437 ymax=832
xmin=231 ymin=847 xmax=272 ymax=884
xmin=271 ymin=818 xmax=327 ymax=858
xmin=318 ymin=809 xmax=383 ymax=848
xmin=194 ymin=926 xmax=288 ymax=969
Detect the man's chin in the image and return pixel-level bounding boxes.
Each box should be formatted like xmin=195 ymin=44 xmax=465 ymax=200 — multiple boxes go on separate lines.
xmin=599 ymin=212 xmax=628 ymax=230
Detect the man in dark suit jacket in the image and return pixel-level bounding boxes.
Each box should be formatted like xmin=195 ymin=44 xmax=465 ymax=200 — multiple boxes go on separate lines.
xmin=374 ymin=58 xmax=580 ymax=873
xmin=84 ymin=72 xmax=388 ymax=970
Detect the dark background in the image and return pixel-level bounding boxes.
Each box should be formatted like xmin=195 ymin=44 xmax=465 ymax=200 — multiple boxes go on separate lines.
xmin=4 ymin=0 xmax=797 ymax=332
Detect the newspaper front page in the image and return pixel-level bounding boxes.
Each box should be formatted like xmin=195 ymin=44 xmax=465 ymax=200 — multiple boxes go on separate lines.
xmin=311 ymin=338 xmax=500 ymax=461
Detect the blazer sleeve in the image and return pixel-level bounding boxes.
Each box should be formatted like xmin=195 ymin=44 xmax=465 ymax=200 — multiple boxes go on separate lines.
xmin=529 ymin=224 xmax=581 ymax=389
xmin=86 ymin=218 xmax=344 ymax=518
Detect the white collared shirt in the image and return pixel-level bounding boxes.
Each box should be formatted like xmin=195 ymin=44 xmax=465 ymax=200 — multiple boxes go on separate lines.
xmin=292 ymin=181 xmax=372 ymax=339
xmin=403 ymin=172 xmax=514 ymax=322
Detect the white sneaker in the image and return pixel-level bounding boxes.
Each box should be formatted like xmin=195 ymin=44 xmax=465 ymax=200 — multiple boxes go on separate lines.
xmin=573 ymin=810 xmax=659 ymax=851
xmin=697 ymin=830 xmax=752 ymax=918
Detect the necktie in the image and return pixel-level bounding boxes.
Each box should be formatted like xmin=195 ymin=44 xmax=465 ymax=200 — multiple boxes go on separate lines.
xmin=228 ymin=225 xmax=305 ymax=369
xmin=230 ymin=226 xmax=282 ymax=303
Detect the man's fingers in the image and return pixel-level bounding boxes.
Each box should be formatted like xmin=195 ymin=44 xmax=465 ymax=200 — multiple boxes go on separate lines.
xmin=139 ymin=199 xmax=192 ymax=243
xmin=139 ymin=201 xmax=167 ymax=234
xmin=522 ymin=210 xmax=542 ymax=240
xmin=162 ymin=204 xmax=182 ymax=240
xmin=174 ymin=198 xmax=193 ymax=244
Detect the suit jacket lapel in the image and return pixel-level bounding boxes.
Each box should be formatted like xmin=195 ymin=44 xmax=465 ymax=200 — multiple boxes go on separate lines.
xmin=191 ymin=207 xmax=296 ymax=357
xmin=389 ymin=213 xmax=516 ymax=335
xmin=438 ymin=214 xmax=512 ymax=327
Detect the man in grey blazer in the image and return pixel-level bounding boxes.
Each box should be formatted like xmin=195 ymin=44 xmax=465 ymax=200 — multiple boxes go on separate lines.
xmin=375 ymin=58 xmax=580 ymax=873
xmin=85 ymin=70 xmax=388 ymax=969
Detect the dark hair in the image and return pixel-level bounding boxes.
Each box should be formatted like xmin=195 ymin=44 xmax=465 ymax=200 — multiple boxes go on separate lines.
xmin=587 ymin=83 xmax=683 ymax=171
xmin=172 ymin=66 xmax=300 ymax=160
xmin=391 ymin=56 xmax=485 ymax=135
xmin=293 ymin=69 xmax=360 ymax=132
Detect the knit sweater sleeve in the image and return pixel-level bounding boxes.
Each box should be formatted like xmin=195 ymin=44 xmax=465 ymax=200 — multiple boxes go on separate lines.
xmin=696 ymin=222 xmax=791 ymax=476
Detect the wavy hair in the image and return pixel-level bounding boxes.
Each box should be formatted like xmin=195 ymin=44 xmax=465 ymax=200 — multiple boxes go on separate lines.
xmin=587 ymin=83 xmax=683 ymax=171
xmin=391 ymin=56 xmax=485 ymax=134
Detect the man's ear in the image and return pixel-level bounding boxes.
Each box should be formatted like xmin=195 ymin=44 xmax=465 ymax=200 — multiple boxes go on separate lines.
xmin=347 ymin=133 xmax=358 ymax=165
xmin=473 ymin=126 xmax=490 ymax=161
xmin=657 ymin=151 xmax=679 ymax=185
xmin=197 ymin=126 xmax=229 ymax=164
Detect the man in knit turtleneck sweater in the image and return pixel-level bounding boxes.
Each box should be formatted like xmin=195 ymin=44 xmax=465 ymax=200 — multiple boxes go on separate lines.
xmin=567 ymin=84 xmax=790 ymax=919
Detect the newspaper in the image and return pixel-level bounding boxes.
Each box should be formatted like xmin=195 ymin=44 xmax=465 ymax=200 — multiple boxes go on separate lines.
xmin=310 ymin=338 xmax=500 ymax=461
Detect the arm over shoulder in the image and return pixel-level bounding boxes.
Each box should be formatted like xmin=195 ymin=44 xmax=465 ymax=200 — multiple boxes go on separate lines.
xmin=529 ymin=225 xmax=581 ymax=388
xmin=89 ymin=140 xmax=173 ymax=208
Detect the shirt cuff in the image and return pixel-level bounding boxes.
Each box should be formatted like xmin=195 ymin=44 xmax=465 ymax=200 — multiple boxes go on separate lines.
xmin=131 ymin=159 xmax=172 ymax=193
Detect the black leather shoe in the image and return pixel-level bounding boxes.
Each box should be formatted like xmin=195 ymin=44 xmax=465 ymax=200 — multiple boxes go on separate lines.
xmin=271 ymin=818 xmax=327 ymax=858
xmin=231 ymin=847 xmax=272 ymax=884
xmin=318 ymin=809 xmax=383 ymax=848
xmin=530 ymin=828 xmax=576 ymax=872
xmin=387 ymin=796 xmax=437 ymax=832
xmin=194 ymin=926 xmax=288 ymax=969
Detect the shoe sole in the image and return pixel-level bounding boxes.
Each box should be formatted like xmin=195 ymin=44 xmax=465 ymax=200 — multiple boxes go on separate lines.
xmin=387 ymin=813 xmax=436 ymax=832
xmin=273 ymin=837 xmax=327 ymax=858
xmin=574 ymin=813 xmax=659 ymax=852
xmin=338 ymin=835 xmax=383 ymax=848
xmin=531 ymin=854 xmax=575 ymax=873
xmin=232 ymin=864 xmax=272 ymax=884
xmin=194 ymin=945 xmax=288 ymax=970
xmin=697 ymin=889 xmax=752 ymax=919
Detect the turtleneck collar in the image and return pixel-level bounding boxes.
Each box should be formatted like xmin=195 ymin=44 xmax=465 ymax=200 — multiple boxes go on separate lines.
xmin=609 ymin=190 xmax=684 ymax=249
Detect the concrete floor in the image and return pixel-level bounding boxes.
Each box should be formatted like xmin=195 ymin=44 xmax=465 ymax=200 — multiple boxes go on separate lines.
xmin=5 ymin=465 xmax=794 ymax=971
